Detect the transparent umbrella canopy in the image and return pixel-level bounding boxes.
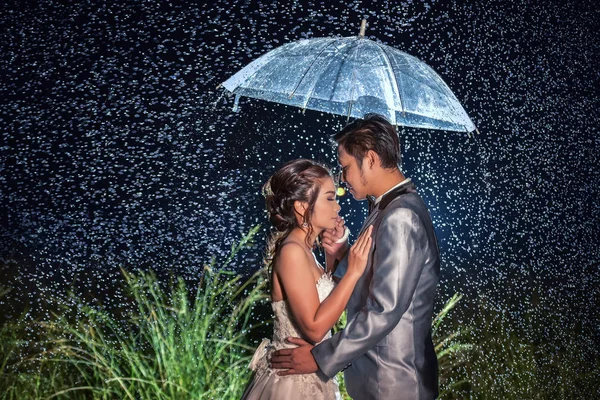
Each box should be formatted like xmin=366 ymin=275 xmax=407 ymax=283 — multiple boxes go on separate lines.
xmin=222 ymin=20 xmax=477 ymax=133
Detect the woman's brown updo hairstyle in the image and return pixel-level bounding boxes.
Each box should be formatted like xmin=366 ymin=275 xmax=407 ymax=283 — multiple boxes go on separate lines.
xmin=262 ymin=159 xmax=332 ymax=278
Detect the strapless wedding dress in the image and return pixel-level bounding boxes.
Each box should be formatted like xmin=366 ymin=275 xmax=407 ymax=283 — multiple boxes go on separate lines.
xmin=241 ymin=272 xmax=340 ymax=400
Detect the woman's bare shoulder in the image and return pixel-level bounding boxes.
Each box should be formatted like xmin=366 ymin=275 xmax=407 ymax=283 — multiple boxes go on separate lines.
xmin=275 ymin=240 xmax=311 ymax=273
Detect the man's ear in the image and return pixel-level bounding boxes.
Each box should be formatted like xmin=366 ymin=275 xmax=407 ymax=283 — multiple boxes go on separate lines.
xmin=366 ymin=150 xmax=379 ymax=169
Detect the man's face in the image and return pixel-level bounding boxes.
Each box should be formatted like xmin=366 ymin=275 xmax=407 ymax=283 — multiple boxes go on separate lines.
xmin=337 ymin=145 xmax=369 ymax=200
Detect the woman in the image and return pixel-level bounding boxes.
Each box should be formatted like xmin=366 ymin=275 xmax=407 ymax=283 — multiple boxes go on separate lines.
xmin=242 ymin=159 xmax=372 ymax=400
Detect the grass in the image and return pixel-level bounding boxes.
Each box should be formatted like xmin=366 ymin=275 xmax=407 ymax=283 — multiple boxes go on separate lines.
xmin=0 ymin=228 xmax=598 ymax=398
xmin=44 ymin=267 xmax=267 ymax=399
xmin=1 ymin=227 xmax=269 ymax=399
xmin=432 ymin=297 xmax=600 ymax=399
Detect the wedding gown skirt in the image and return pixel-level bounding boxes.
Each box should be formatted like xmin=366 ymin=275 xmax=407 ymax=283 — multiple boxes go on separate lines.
xmin=241 ymin=273 xmax=340 ymax=400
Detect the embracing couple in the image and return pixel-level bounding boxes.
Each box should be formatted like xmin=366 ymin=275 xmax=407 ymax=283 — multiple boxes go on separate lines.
xmin=242 ymin=114 xmax=440 ymax=400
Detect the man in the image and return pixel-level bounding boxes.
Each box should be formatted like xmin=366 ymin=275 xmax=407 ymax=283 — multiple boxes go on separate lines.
xmin=271 ymin=114 xmax=440 ymax=399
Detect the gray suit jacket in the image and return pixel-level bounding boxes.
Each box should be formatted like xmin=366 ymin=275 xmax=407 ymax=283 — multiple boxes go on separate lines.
xmin=312 ymin=182 xmax=440 ymax=400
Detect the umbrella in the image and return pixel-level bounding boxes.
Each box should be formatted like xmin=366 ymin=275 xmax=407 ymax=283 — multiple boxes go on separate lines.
xmin=221 ymin=20 xmax=477 ymax=134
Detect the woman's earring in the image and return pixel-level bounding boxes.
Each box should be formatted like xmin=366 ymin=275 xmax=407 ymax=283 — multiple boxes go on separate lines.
xmin=302 ymin=222 xmax=308 ymax=228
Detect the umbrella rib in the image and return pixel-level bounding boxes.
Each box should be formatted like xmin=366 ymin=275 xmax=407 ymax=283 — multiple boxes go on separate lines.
xmin=379 ymin=46 xmax=470 ymax=130
xmin=402 ymin=52 xmax=459 ymax=102
xmin=299 ymin=38 xmax=346 ymax=110
xmin=373 ymin=42 xmax=405 ymax=118
xmin=413 ymin=58 xmax=464 ymax=124
xmin=226 ymin=44 xmax=286 ymax=92
xmin=289 ymin=38 xmax=341 ymax=100
xmin=328 ymin=41 xmax=354 ymax=102
xmin=347 ymin=38 xmax=366 ymax=120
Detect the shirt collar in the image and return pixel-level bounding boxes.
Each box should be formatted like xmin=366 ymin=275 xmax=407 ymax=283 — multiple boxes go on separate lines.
xmin=373 ymin=178 xmax=412 ymax=206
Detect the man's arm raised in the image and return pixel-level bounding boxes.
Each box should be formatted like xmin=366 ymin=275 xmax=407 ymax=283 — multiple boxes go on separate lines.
xmin=321 ymin=216 xmax=349 ymax=274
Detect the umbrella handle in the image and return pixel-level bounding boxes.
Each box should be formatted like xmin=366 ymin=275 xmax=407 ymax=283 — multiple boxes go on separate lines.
xmin=359 ymin=19 xmax=367 ymax=37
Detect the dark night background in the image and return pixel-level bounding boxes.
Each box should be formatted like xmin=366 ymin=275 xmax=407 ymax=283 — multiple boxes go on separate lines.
xmin=1 ymin=0 xmax=598 ymax=374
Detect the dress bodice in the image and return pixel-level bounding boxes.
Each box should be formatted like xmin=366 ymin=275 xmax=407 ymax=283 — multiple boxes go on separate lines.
xmin=270 ymin=273 xmax=336 ymax=349
xmin=244 ymin=268 xmax=340 ymax=400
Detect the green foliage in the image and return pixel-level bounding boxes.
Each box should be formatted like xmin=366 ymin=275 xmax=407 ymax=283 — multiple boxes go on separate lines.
xmin=432 ymin=293 xmax=474 ymax=397
xmin=43 ymin=267 xmax=266 ymax=399
xmin=1 ymin=229 xmax=598 ymax=399
xmin=334 ymin=292 xmax=600 ymax=399
xmin=433 ymin=296 xmax=600 ymax=399
xmin=0 ymin=227 xmax=269 ymax=399
xmin=332 ymin=310 xmax=350 ymax=398
xmin=0 ymin=285 xmax=10 ymax=299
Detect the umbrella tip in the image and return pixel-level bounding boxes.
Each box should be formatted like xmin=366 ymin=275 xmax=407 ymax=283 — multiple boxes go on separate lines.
xmin=359 ymin=19 xmax=367 ymax=37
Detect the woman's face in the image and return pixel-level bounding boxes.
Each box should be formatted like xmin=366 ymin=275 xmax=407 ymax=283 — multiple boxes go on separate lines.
xmin=310 ymin=177 xmax=341 ymax=232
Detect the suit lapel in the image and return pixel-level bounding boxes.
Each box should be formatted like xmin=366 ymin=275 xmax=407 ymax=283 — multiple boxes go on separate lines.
xmin=378 ymin=181 xmax=416 ymax=211
xmin=359 ymin=209 xmax=379 ymax=235
xmin=358 ymin=181 xmax=416 ymax=234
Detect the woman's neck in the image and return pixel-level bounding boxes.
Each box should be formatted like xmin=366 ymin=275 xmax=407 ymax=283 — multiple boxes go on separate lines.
xmin=291 ymin=226 xmax=318 ymax=250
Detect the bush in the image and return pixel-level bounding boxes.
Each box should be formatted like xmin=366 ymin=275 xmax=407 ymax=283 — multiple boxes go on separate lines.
xmin=1 ymin=227 xmax=269 ymax=399
xmin=1 ymin=229 xmax=598 ymax=399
